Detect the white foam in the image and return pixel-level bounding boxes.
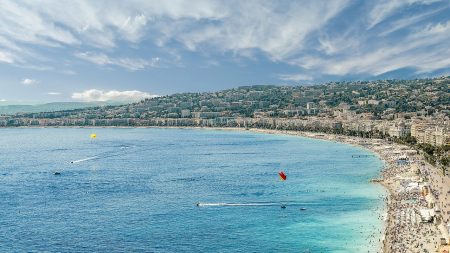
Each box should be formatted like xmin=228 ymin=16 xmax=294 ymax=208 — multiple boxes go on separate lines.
xmin=197 ymin=202 xmax=282 ymax=207
xmin=70 ymin=156 xmax=99 ymax=164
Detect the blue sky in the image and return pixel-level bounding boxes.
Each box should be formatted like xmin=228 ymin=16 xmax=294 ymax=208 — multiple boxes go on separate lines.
xmin=0 ymin=0 xmax=450 ymax=103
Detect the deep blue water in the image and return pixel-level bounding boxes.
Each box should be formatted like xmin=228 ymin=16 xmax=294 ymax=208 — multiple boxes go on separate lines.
xmin=0 ymin=128 xmax=386 ymax=252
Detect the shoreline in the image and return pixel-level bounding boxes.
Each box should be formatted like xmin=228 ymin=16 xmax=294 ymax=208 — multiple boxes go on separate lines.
xmin=243 ymin=128 xmax=446 ymax=253
xmin=157 ymin=126 xmax=446 ymax=253
xmin=246 ymin=128 xmax=390 ymax=253
xmin=3 ymin=126 xmax=447 ymax=252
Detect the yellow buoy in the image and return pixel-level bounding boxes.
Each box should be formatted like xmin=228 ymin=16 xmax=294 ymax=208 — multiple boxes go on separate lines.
xmin=90 ymin=133 xmax=97 ymax=139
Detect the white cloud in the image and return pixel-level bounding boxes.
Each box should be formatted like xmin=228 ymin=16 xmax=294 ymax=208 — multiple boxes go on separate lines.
xmin=0 ymin=0 xmax=449 ymax=79
xmin=0 ymin=1 xmax=79 ymax=47
xmin=47 ymin=92 xmax=61 ymax=95
xmin=278 ymin=74 xmax=313 ymax=82
xmin=175 ymin=1 xmax=349 ymax=61
xmin=119 ymin=14 xmax=148 ymax=43
xmin=74 ymin=51 xmax=160 ymax=71
xmin=416 ymin=20 xmax=450 ymax=37
xmin=317 ymin=31 xmax=360 ymax=56
xmin=0 ymin=98 xmax=6 ymax=102
xmin=72 ymin=89 xmax=156 ymax=102
xmin=0 ymin=0 xmax=349 ymax=67
xmin=0 ymin=0 xmax=224 ymax=51
xmin=378 ymin=6 xmax=447 ymax=36
xmin=367 ymin=0 xmax=440 ymax=29
xmin=294 ymin=44 xmax=450 ymax=77
xmin=0 ymin=50 xmax=16 ymax=63
xmin=22 ymin=78 xmax=39 ymax=85
xmin=291 ymin=6 xmax=450 ymax=77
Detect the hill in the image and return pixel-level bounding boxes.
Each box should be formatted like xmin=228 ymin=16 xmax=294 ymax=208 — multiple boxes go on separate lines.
xmin=0 ymin=101 xmax=126 ymax=115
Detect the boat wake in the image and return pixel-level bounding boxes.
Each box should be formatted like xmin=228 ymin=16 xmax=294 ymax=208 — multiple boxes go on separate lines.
xmin=69 ymin=145 xmax=139 ymax=164
xmin=196 ymin=201 xmax=308 ymax=207
xmin=70 ymin=156 xmax=99 ymax=164
xmin=197 ymin=202 xmax=280 ymax=207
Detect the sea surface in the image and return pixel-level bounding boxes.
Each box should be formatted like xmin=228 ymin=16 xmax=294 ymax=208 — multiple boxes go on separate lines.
xmin=0 ymin=128 xmax=386 ymax=252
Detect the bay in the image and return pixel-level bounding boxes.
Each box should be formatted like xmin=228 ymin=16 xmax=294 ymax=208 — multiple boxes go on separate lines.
xmin=0 ymin=128 xmax=386 ymax=252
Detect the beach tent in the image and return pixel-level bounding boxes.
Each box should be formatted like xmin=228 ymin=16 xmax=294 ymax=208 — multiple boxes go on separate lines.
xmin=398 ymin=154 xmax=408 ymax=160
xmin=419 ymin=209 xmax=435 ymax=222
xmin=404 ymin=150 xmax=418 ymax=155
xmin=405 ymin=182 xmax=420 ymax=193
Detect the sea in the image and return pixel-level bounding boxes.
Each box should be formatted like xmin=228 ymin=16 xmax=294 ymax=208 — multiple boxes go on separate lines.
xmin=0 ymin=128 xmax=386 ymax=252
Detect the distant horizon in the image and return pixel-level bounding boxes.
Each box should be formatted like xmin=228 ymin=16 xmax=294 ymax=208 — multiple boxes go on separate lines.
xmin=1 ymin=75 xmax=449 ymax=105
xmin=0 ymin=100 xmax=133 ymax=106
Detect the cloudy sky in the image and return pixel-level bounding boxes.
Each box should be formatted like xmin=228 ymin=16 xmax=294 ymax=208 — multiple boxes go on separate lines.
xmin=0 ymin=0 xmax=449 ymax=103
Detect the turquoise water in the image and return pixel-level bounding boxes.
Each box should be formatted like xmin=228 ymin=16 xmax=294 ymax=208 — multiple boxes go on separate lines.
xmin=0 ymin=128 xmax=386 ymax=252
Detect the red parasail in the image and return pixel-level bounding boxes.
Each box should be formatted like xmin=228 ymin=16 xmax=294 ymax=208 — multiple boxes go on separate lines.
xmin=278 ymin=171 xmax=287 ymax=181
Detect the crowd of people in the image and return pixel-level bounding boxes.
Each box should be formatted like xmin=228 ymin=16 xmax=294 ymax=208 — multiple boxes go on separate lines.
xmin=377 ymin=143 xmax=446 ymax=253
xmin=253 ymin=129 xmax=448 ymax=253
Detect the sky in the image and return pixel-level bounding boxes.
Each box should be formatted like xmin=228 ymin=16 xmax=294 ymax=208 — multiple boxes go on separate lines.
xmin=0 ymin=0 xmax=450 ymax=103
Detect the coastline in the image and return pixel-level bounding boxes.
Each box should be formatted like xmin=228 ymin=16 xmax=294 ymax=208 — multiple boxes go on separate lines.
xmin=122 ymin=125 xmax=417 ymax=252
xmin=154 ymin=126 xmax=446 ymax=253
xmin=243 ymin=128 xmax=446 ymax=253
xmin=3 ymin=126 xmax=447 ymax=252
xmin=247 ymin=128 xmax=388 ymax=253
